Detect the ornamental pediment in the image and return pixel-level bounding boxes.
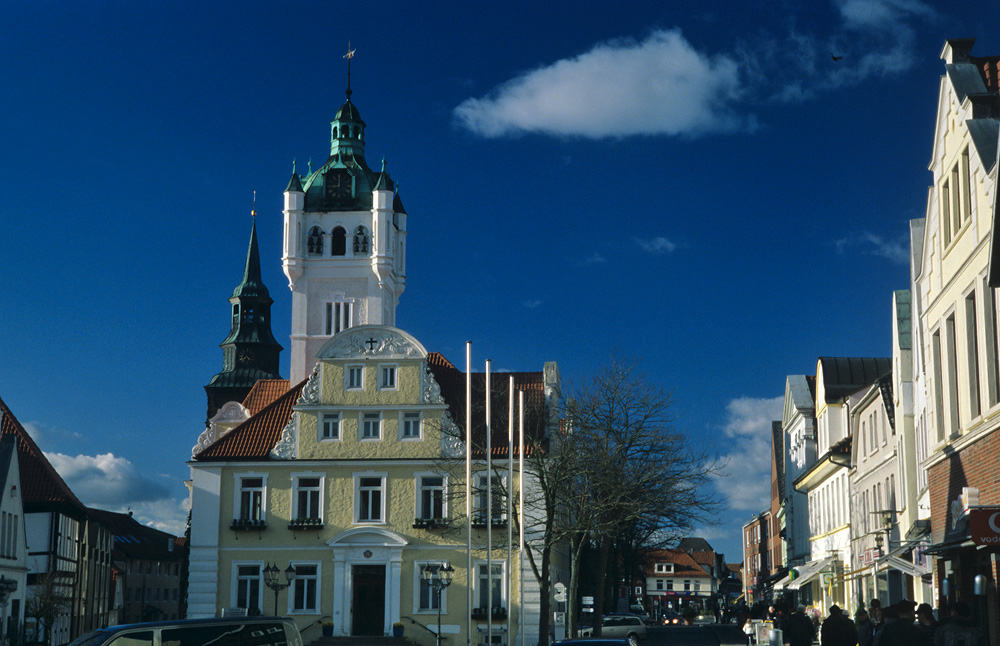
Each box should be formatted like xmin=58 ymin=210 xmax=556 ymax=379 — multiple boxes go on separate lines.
xmin=316 ymin=325 xmax=427 ymax=361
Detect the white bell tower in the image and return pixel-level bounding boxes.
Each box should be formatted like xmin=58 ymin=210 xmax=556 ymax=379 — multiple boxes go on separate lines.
xmin=282 ymin=67 xmax=408 ymax=385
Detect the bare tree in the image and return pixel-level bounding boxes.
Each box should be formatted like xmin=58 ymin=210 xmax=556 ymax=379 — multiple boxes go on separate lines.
xmin=25 ymin=573 xmax=71 ymax=646
xmin=564 ymin=358 xmax=724 ymax=635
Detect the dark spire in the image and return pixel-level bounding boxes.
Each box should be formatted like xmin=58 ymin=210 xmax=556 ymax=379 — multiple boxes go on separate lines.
xmin=285 ymin=160 xmax=303 ymax=193
xmin=204 ymin=205 xmax=283 ymax=424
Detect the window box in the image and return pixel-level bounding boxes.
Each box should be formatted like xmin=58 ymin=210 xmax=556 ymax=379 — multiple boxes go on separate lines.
xmin=288 ymin=518 xmax=324 ymax=530
xmin=230 ymin=518 xmax=267 ymax=531
xmin=412 ymin=517 xmax=449 ymax=530
xmin=471 ymin=607 xmax=507 ymax=620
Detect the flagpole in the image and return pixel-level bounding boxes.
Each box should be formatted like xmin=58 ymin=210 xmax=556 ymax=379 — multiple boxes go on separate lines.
xmin=518 ymin=390 xmax=525 ymax=646
xmin=507 ymin=376 xmax=514 ymax=646
xmin=486 ymin=360 xmax=493 ymax=646
xmin=466 ymin=342 xmax=473 ymax=646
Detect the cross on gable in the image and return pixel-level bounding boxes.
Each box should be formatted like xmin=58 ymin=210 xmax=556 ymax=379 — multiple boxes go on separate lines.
xmin=366 ymin=337 xmax=378 ymax=351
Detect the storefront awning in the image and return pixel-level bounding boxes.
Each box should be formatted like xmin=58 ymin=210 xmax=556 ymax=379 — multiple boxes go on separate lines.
xmin=877 ymin=555 xmax=931 ymax=578
xmin=772 ymin=573 xmax=793 ymax=591
xmin=786 ymin=556 xmax=835 ymax=591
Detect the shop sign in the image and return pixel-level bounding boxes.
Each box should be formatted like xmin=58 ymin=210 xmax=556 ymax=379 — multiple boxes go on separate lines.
xmin=969 ymin=508 xmax=1000 ymax=545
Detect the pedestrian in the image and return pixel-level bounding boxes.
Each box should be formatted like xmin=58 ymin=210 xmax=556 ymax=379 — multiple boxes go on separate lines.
xmin=820 ymin=605 xmax=859 ymax=646
xmin=870 ymin=599 xmax=884 ymax=627
xmin=875 ymin=600 xmax=921 ymax=646
xmin=855 ymin=607 xmax=874 ymax=646
xmin=933 ymin=601 xmax=984 ymax=646
xmin=784 ymin=605 xmax=816 ymax=646
xmin=915 ymin=603 xmax=937 ymax=646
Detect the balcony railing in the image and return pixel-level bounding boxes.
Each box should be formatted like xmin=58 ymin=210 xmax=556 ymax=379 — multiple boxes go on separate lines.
xmin=412 ymin=517 xmax=449 ymax=530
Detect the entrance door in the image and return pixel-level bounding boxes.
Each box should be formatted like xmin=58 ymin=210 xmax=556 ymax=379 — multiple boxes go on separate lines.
xmin=352 ymin=564 xmax=386 ymax=636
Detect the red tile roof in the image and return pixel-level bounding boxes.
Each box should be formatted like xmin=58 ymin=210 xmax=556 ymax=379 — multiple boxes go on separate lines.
xmin=194 ymin=380 xmax=306 ymax=461
xmin=0 ymin=396 xmax=87 ymax=514
xmin=644 ymin=548 xmax=712 ymax=578
xmin=242 ymin=379 xmax=291 ymax=415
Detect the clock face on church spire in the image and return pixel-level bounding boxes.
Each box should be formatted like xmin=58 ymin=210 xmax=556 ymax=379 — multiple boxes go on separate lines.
xmin=325 ymin=169 xmax=352 ymax=203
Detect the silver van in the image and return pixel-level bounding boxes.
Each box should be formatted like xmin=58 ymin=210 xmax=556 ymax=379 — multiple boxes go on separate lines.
xmin=67 ymin=617 xmax=303 ymax=646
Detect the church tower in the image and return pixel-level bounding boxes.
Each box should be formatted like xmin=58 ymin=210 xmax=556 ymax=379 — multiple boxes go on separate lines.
xmin=204 ymin=214 xmax=283 ymax=422
xmin=282 ymin=53 xmax=408 ymax=384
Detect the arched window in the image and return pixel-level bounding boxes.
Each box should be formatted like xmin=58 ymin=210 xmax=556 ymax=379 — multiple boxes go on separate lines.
xmin=331 ymin=226 xmax=347 ymax=256
xmin=307 ymin=227 xmax=324 ymax=255
xmin=331 ymin=126 xmax=338 ymax=139
xmin=353 ymin=226 xmax=369 ymax=254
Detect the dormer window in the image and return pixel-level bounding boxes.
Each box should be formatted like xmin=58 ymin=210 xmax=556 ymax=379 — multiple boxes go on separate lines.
xmin=353 ymin=226 xmax=369 ymax=254
xmin=307 ymin=227 xmax=324 ymax=255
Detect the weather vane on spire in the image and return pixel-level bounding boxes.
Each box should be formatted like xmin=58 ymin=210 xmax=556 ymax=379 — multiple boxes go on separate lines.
xmin=344 ymin=42 xmax=356 ymax=98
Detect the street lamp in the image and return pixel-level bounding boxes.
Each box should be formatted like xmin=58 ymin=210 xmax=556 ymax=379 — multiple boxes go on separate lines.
xmin=423 ymin=563 xmax=454 ymax=646
xmin=263 ymin=563 xmax=296 ymax=616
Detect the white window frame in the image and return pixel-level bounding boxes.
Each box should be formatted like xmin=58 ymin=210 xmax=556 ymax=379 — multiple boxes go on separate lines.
xmin=289 ymin=561 xmax=320 ymax=614
xmin=415 ymin=472 xmax=447 ymax=521
xmin=291 ymin=473 xmax=324 ymax=521
xmin=320 ymin=412 xmax=342 ymax=441
xmin=401 ymin=411 xmax=423 ymax=440
xmin=231 ymin=561 xmax=263 ymax=614
xmin=354 ymin=472 xmax=387 ymax=524
xmin=379 ymin=363 xmax=398 ymax=391
xmin=475 ymin=561 xmax=507 ymax=611
xmin=360 ymin=411 xmax=382 ymax=440
xmin=413 ymin=561 xmax=450 ymax=614
xmin=346 ymin=364 xmax=365 ymax=391
xmin=474 ymin=473 xmax=507 ymax=525
xmin=233 ymin=473 xmax=267 ymax=522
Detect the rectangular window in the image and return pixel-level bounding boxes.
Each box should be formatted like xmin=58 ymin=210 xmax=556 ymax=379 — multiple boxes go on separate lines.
xmin=418 ymin=563 xmax=449 ymax=611
xmin=380 ymin=364 xmax=397 ymax=390
xmin=966 ymin=290 xmax=982 ymax=419
xmin=933 ymin=329 xmax=945 ymax=441
xmin=419 ymin=475 xmax=445 ymax=520
xmin=295 ymin=477 xmax=322 ymax=521
xmin=235 ymin=564 xmax=261 ymax=613
xmin=952 ymin=166 xmax=962 ymax=234
xmin=961 ymin=147 xmax=972 ymax=222
xmin=357 ymin=476 xmax=384 ymax=523
xmin=666 ymin=580 xmax=674 ymax=591
xmin=946 ymin=314 xmax=961 ymax=434
xmin=477 ymin=563 xmax=505 ymax=609
xmin=474 ymin=474 xmax=507 ymax=525
xmin=238 ymin=477 xmax=264 ymax=521
xmin=982 ymin=279 xmax=1000 ymax=408
xmin=321 ymin=413 xmax=341 ymax=440
xmin=943 ymin=180 xmax=953 ymax=246
xmin=683 ymin=580 xmax=691 ymax=592
xmin=292 ymin=564 xmax=319 ymax=612
xmin=346 ymin=365 xmax=364 ymax=390
xmin=325 ymin=301 xmax=353 ymax=336
xmin=402 ymin=412 xmax=422 ymax=439
xmin=656 ymin=580 xmax=664 ymax=591
xmin=361 ymin=412 xmax=382 ymax=440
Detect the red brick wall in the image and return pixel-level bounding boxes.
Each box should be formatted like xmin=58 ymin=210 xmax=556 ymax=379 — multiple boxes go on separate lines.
xmin=927 ymin=427 xmax=1000 ymax=544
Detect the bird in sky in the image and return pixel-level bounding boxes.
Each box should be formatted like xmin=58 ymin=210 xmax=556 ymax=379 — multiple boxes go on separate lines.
xmin=830 ymin=51 xmax=843 ymax=61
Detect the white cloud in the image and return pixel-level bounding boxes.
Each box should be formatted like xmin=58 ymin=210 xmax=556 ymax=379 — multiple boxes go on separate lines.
xmin=523 ymin=299 xmax=544 ymax=309
xmin=712 ymin=396 xmax=783 ymax=512
xmin=834 ymin=231 xmax=908 ymax=264
xmin=585 ymin=252 xmax=606 ymax=264
xmin=102 ymin=497 xmax=190 ymax=537
xmin=636 ymin=237 xmax=677 ymax=254
xmin=45 ymin=451 xmax=173 ymax=507
xmin=455 ymin=2 xmax=936 ymax=139
xmin=454 ymin=29 xmax=750 ymax=139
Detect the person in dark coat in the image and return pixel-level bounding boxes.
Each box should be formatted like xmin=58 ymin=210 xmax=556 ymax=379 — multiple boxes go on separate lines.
xmin=784 ymin=605 xmax=816 ymax=646
xmin=876 ymin=600 xmax=921 ymax=646
xmin=915 ymin=603 xmax=937 ymax=646
xmin=855 ymin=607 xmax=874 ymax=646
xmin=821 ymin=605 xmax=858 ymax=646
xmin=934 ymin=601 xmax=984 ymax=646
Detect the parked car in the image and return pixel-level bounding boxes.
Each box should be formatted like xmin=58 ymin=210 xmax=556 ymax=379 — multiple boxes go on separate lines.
xmin=579 ymin=614 xmax=647 ymax=646
xmin=629 ymin=605 xmax=652 ymax=625
xmin=555 ymin=640 xmax=630 ymax=646
xmin=67 ymin=616 xmax=303 ymax=646
xmin=661 ymin=611 xmax=682 ymax=626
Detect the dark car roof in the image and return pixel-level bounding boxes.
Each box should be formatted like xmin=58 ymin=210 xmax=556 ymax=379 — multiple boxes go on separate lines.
xmin=555 ymin=641 xmax=630 ymax=646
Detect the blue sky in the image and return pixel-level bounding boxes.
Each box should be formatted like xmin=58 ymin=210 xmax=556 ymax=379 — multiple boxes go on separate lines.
xmin=2 ymin=0 xmax=1000 ymax=564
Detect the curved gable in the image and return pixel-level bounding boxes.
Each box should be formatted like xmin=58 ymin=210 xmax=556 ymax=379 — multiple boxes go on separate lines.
xmin=316 ymin=325 xmax=428 ymax=361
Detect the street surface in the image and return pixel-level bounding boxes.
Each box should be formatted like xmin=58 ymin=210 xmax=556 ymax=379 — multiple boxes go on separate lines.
xmin=636 ymin=623 xmax=748 ymax=646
